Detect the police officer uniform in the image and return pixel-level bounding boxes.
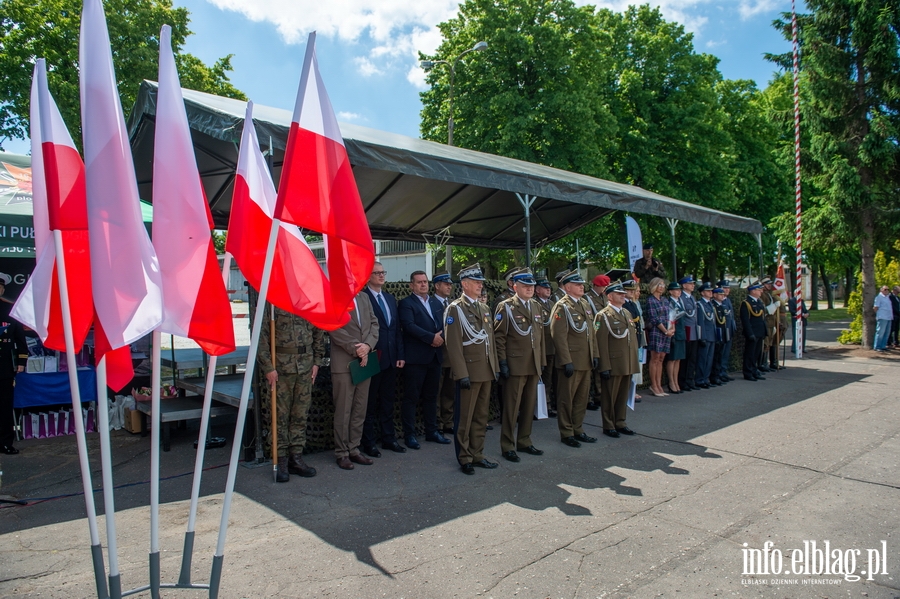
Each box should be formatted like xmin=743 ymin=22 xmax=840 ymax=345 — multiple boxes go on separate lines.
xmin=695 ymin=283 xmax=718 ymax=388
xmin=550 ymin=270 xmax=599 ymax=448
xmin=494 ymin=269 xmax=546 ymax=461
xmin=258 ymin=305 xmax=325 ymax=481
xmin=678 ymin=276 xmax=700 ymax=391
xmin=717 ymin=280 xmax=737 ymax=382
xmin=594 ymin=283 xmax=640 ymax=437
xmin=740 ymin=283 xmax=768 ymax=381
xmin=444 ymin=264 xmax=500 ymax=474
xmin=712 ymin=285 xmax=732 ymax=384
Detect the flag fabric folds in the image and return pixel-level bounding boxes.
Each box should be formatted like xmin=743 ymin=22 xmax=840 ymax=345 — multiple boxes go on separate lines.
xmin=80 ymin=0 xmax=162 ymax=389
xmin=153 ymin=25 xmax=235 ymax=356
xmin=12 ymin=60 xmax=93 ymax=352
xmin=227 ymin=102 xmax=349 ymax=331
xmin=774 ymin=262 xmax=789 ymax=302
xmin=273 ymin=31 xmax=374 ymax=325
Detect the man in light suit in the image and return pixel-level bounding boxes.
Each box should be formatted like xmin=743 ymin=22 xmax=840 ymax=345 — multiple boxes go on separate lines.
xmin=431 ymin=273 xmax=456 ymax=433
xmin=361 ymin=261 xmax=406 ymax=456
xmin=330 ymin=292 xmax=379 ymax=470
xmin=594 ymin=283 xmax=640 ymax=437
xmin=398 ymin=270 xmax=452 ymax=449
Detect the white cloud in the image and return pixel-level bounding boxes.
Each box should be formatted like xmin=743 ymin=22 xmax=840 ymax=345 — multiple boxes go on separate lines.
xmin=354 ymin=57 xmax=382 ymax=77
xmin=705 ymin=38 xmax=726 ymax=48
xmin=738 ymin=0 xmax=781 ymax=20
xmin=337 ymin=111 xmax=363 ymax=121
xmin=588 ymin=0 xmax=713 ymax=34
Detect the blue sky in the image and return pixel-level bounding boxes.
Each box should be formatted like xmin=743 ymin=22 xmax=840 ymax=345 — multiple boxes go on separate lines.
xmin=4 ymin=0 xmax=803 ymax=154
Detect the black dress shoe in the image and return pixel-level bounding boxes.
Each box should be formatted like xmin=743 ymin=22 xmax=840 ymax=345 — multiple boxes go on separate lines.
xmin=486 ymin=425 xmax=494 ymax=430
xmin=547 ymin=409 xmax=558 ymax=418
xmin=755 ymin=375 xmax=766 ymax=380
xmin=697 ymin=383 xmax=710 ymax=389
xmin=460 ymin=463 xmax=475 ymax=475
xmin=425 ymin=432 xmax=451 ymax=444
xmin=2 ymin=445 xmax=19 ymax=455
xmin=586 ymin=401 xmax=600 ymax=411
xmin=362 ymin=445 xmax=381 ymax=458
xmin=562 ymin=436 xmax=581 ymax=448
xmin=442 ymin=427 xmax=454 ymax=435
xmin=574 ymin=432 xmax=597 ymax=443
xmin=382 ymin=441 xmax=407 ymax=453
xmin=405 ymin=435 xmax=421 ymax=450
xmin=473 ymin=458 xmax=499 ymax=469
xmin=724 ymin=376 xmax=734 ymax=381
xmin=603 ymin=429 xmax=620 ymax=438
xmin=743 ymin=376 xmax=758 ymax=381
xmin=616 ymin=427 xmax=636 ymax=436
xmin=708 ymin=382 xmax=720 ymax=387
xmin=502 ymin=451 xmax=520 ymax=462
xmin=758 ymin=366 xmax=772 ymax=373
xmin=519 ymin=445 xmax=544 ymax=456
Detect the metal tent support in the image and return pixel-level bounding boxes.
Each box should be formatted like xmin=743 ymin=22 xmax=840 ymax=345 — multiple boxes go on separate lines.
xmin=756 ymin=233 xmax=764 ymax=280
xmin=666 ymin=218 xmax=679 ymax=282
xmin=515 ymin=193 xmax=537 ymax=268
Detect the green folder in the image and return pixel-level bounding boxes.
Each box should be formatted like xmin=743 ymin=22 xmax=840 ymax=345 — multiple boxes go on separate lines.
xmin=349 ymin=351 xmax=380 ymax=385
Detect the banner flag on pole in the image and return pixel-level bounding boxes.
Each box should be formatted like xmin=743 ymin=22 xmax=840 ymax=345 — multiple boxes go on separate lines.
xmin=12 ymin=60 xmax=93 ymax=352
xmin=625 ymin=216 xmax=643 ymax=273
xmin=273 ymin=32 xmax=374 ymax=324
xmin=81 ymin=0 xmax=162 ymax=390
xmin=774 ymin=262 xmax=789 ymax=302
xmin=153 ymin=25 xmax=235 ymax=356
xmin=227 ymin=101 xmax=349 ymax=331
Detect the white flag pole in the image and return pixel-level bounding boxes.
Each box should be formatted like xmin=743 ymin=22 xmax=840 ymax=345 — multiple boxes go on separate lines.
xmin=177 ymin=252 xmax=232 ymax=588
xmin=51 ymin=229 xmax=109 ymax=599
xmin=93 ymin=355 xmax=122 ymax=599
xmin=149 ymin=330 xmax=162 ymax=599
xmin=209 ymin=218 xmax=280 ymax=599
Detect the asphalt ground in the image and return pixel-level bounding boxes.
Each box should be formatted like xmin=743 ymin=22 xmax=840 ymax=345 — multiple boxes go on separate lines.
xmin=2 ymin=320 xmax=899 ymax=599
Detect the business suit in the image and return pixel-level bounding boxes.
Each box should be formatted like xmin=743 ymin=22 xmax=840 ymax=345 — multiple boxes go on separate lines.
xmin=362 ymin=286 xmax=405 ymax=449
xmin=551 ymin=295 xmax=598 ymax=441
xmin=433 ymin=294 xmax=455 ymax=431
xmin=444 ymin=295 xmax=499 ymax=466
xmin=330 ymin=293 xmax=379 ymax=459
xmin=494 ymin=295 xmax=546 ymax=453
xmin=695 ymin=298 xmax=717 ymax=386
xmin=740 ymin=295 xmax=767 ymax=379
xmin=398 ymin=293 xmax=444 ymax=439
xmin=595 ymin=304 xmax=639 ymax=431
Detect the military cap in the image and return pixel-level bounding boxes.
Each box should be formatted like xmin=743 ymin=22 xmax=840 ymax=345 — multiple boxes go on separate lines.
xmin=512 ymin=268 xmax=537 ymax=285
xmin=642 ymin=243 xmax=654 ymax=250
xmin=558 ymin=270 xmax=585 ymax=286
xmin=458 ymin=263 xmax=486 ymax=281
xmin=621 ymin=279 xmax=638 ymax=291
xmin=606 ymin=283 xmax=627 ymax=295
xmin=667 ymin=282 xmax=682 ymax=291
xmin=713 ymin=287 xmax=725 ymax=294
xmin=678 ymin=275 xmax=695 ymax=285
xmin=760 ymin=277 xmax=773 ymax=285
xmin=698 ymin=282 xmax=714 ymax=292
xmin=592 ymin=274 xmax=611 ymax=287
xmin=748 ymin=283 xmax=763 ymax=291
xmin=432 ymin=272 xmax=452 ymax=284
xmin=554 ymin=269 xmax=569 ymax=284
xmin=0 ymin=272 xmax=10 ymax=286
xmin=717 ymin=279 xmax=730 ymax=288
xmin=504 ymin=267 xmax=523 ymax=282
xmin=535 ymin=277 xmax=551 ymax=288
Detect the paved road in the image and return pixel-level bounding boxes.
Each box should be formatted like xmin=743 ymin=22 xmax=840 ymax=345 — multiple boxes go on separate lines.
xmin=2 ymin=321 xmax=898 ymax=598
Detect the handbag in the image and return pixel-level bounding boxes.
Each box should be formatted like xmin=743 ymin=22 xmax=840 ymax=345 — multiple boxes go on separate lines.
xmin=534 ymin=379 xmax=548 ymax=419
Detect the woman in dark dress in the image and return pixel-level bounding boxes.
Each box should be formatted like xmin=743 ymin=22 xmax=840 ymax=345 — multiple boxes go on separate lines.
xmin=645 ymin=277 xmax=674 ymax=397
xmin=665 ymin=282 xmax=686 ymax=394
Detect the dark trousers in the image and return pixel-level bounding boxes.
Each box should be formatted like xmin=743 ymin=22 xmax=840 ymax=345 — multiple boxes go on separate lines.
xmin=0 ymin=377 xmax=14 ymax=447
xmin=717 ymin=339 xmax=732 ymax=380
xmin=888 ymin=317 xmax=899 ymax=346
xmin=679 ymin=340 xmax=698 ymax=388
xmin=743 ymin=337 xmax=763 ymax=378
xmin=695 ymin=340 xmax=715 ymax=385
xmin=362 ymin=366 xmax=398 ymax=447
xmin=545 ymin=354 xmax=557 ymax=410
xmin=401 ymin=357 xmax=440 ymax=438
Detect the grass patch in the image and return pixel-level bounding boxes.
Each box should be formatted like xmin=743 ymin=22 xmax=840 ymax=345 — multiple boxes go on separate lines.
xmin=807 ymin=307 xmax=849 ymax=322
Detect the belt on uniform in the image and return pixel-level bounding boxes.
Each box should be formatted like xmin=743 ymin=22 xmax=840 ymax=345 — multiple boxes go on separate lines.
xmin=274 ymin=345 xmax=307 ymax=354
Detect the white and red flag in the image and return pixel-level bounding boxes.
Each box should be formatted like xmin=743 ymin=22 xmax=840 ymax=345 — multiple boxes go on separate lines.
xmin=273 ymin=32 xmax=374 ymax=323
xmin=80 ymin=0 xmax=163 ymax=390
xmin=227 ymin=101 xmax=349 ymax=330
xmin=153 ymin=25 xmax=235 ymax=355
xmin=774 ymin=262 xmax=790 ymax=302
xmin=12 ymin=60 xmax=93 ymax=352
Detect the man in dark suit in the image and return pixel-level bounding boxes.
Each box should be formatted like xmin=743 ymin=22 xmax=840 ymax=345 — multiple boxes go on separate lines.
xmin=361 ymin=261 xmax=406 ymax=456
xmin=741 ymin=283 xmax=768 ymax=381
xmin=398 ymin=270 xmax=452 ymax=449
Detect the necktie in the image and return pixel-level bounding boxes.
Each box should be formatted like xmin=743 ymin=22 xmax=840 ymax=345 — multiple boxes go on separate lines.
xmin=377 ymin=294 xmax=390 ymax=326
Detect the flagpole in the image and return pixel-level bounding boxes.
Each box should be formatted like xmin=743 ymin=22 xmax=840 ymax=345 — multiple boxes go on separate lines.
xmin=792 ymin=0 xmax=804 ymax=359
xmin=269 ymin=304 xmax=278 ymax=482
xmin=51 ymin=229 xmax=109 ymax=599
xmin=177 ymin=252 xmax=233 ymax=589
xmin=149 ymin=330 xmax=162 ymax=599
xmin=209 ymin=220 xmax=280 ymax=599
xmin=92 ymin=355 xmax=122 ymax=599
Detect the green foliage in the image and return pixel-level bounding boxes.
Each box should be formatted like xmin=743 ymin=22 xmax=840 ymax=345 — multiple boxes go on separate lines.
xmin=212 ymin=230 xmax=226 ymax=255
xmin=838 ymin=246 xmax=900 ymax=344
xmin=0 ymin=0 xmax=245 ymax=149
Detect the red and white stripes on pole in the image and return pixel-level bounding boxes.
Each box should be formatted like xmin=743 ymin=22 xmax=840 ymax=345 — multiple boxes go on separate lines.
xmin=792 ymin=0 xmax=804 ymax=359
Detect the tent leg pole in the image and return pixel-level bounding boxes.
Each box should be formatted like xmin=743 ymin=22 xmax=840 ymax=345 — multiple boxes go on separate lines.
xmin=666 ymin=218 xmax=679 ymax=282
xmin=516 ymin=193 xmax=536 ymax=270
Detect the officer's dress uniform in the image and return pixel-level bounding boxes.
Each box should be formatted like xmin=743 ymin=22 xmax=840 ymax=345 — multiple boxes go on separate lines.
xmin=695 ymin=294 xmax=717 ymax=387
xmin=494 ymin=293 xmax=545 ymax=454
xmin=718 ymin=284 xmax=737 ymax=381
xmin=258 ymin=305 xmax=325 ymax=474
xmin=585 ymin=288 xmax=607 ymax=409
xmin=594 ymin=300 xmax=639 ymax=434
xmin=536 ymin=292 xmax=557 ymax=412
xmin=0 ymin=302 xmax=26 ymax=453
xmin=712 ymin=294 xmax=731 ymax=384
xmin=678 ymin=282 xmax=699 ymax=390
xmin=551 ymin=288 xmax=598 ymax=443
xmin=444 ymin=280 xmax=499 ymax=469
xmin=740 ymin=291 xmax=768 ymax=380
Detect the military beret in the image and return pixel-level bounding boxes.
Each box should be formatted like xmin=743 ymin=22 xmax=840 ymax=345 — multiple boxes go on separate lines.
xmin=592 ymin=274 xmax=611 ymax=287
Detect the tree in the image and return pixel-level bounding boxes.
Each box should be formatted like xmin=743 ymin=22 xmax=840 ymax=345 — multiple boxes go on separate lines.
xmin=0 ymin=0 xmax=245 ymax=150
xmin=771 ymin=0 xmax=900 ymax=347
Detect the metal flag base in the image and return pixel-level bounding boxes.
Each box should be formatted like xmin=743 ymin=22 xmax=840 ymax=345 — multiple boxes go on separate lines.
xmin=108 ymin=573 xmax=121 ymax=599
xmin=178 ymin=531 xmax=195 ymax=585
xmin=209 ymin=554 xmax=225 ymax=599
xmin=149 ymin=551 xmax=160 ymax=599
xmin=91 ymin=543 xmax=110 ymax=599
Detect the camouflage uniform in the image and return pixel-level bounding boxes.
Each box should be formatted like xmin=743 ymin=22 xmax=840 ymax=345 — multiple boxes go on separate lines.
xmin=258 ymin=305 xmax=325 ymax=458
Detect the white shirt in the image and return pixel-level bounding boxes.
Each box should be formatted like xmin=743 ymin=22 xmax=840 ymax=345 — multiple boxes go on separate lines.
xmin=415 ymin=293 xmax=433 ymax=319
xmin=368 ymin=287 xmax=391 ymax=326
xmin=874 ymin=293 xmax=893 ymax=320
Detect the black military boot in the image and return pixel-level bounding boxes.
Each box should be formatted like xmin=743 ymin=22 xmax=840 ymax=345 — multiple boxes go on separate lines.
xmin=276 ymin=456 xmax=290 ymax=483
xmin=288 ymin=453 xmax=317 ymax=478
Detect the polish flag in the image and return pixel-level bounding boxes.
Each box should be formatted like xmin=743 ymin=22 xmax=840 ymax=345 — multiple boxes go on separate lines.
xmin=12 ymin=60 xmax=93 ymax=352
xmin=153 ymin=25 xmax=235 ymax=356
xmin=773 ymin=262 xmax=789 ymax=301
xmin=227 ymin=101 xmax=350 ymax=331
xmin=81 ymin=0 xmax=162 ymax=390
xmin=273 ymin=32 xmax=373 ymax=323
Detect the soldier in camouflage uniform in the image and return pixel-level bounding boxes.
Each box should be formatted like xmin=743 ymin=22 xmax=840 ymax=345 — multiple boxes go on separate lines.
xmin=258 ymin=304 xmax=325 ymax=482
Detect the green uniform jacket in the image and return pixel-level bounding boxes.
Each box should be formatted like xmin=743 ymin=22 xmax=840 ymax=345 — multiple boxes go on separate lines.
xmin=537 ymin=297 xmax=556 ymax=356
xmin=550 ymin=295 xmax=598 ymax=371
xmin=445 ymin=296 xmax=499 ymax=382
xmin=494 ymin=295 xmax=546 ymax=376
xmin=258 ymin=305 xmax=325 ymax=374
xmin=595 ymin=305 xmax=640 ymax=376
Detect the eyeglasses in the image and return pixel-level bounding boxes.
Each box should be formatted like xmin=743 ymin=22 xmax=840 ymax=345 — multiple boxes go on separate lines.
xmin=372 ymin=271 xmax=387 ymax=276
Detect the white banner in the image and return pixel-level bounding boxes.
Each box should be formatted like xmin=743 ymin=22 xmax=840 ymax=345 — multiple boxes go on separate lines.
xmin=626 ymin=216 xmax=643 ymax=272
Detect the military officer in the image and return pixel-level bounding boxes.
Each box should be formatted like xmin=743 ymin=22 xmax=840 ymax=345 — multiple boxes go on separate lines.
xmin=258 ymin=305 xmax=325 ymax=482
xmin=694 ymin=282 xmax=718 ymax=389
xmin=740 ymin=283 xmax=768 ymax=381
xmin=677 ymin=275 xmax=700 ymax=391
xmin=550 ymin=270 xmax=568 ymax=303
xmin=492 ymin=268 xmax=518 ymax=311
xmin=535 ymin=277 xmax=558 ymax=417
xmin=494 ymin=268 xmax=546 ymax=462
xmin=444 ymin=264 xmax=500 ymax=475
xmin=760 ymin=277 xmax=786 ymax=371
xmin=594 ymin=283 xmax=640 ymax=437
xmin=551 ymin=270 xmax=599 ymax=448
xmin=584 ymin=274 xmax=610 ymax=411
xmin=633 ymin=243 xmax=667 ymax=285
xmin=711 ymin=285 xmax=732 ymax=385
xmin=431 ymin=272 xmax=456 ymax=434
xmin=716 ymin=280 xmax=737 ymax=382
